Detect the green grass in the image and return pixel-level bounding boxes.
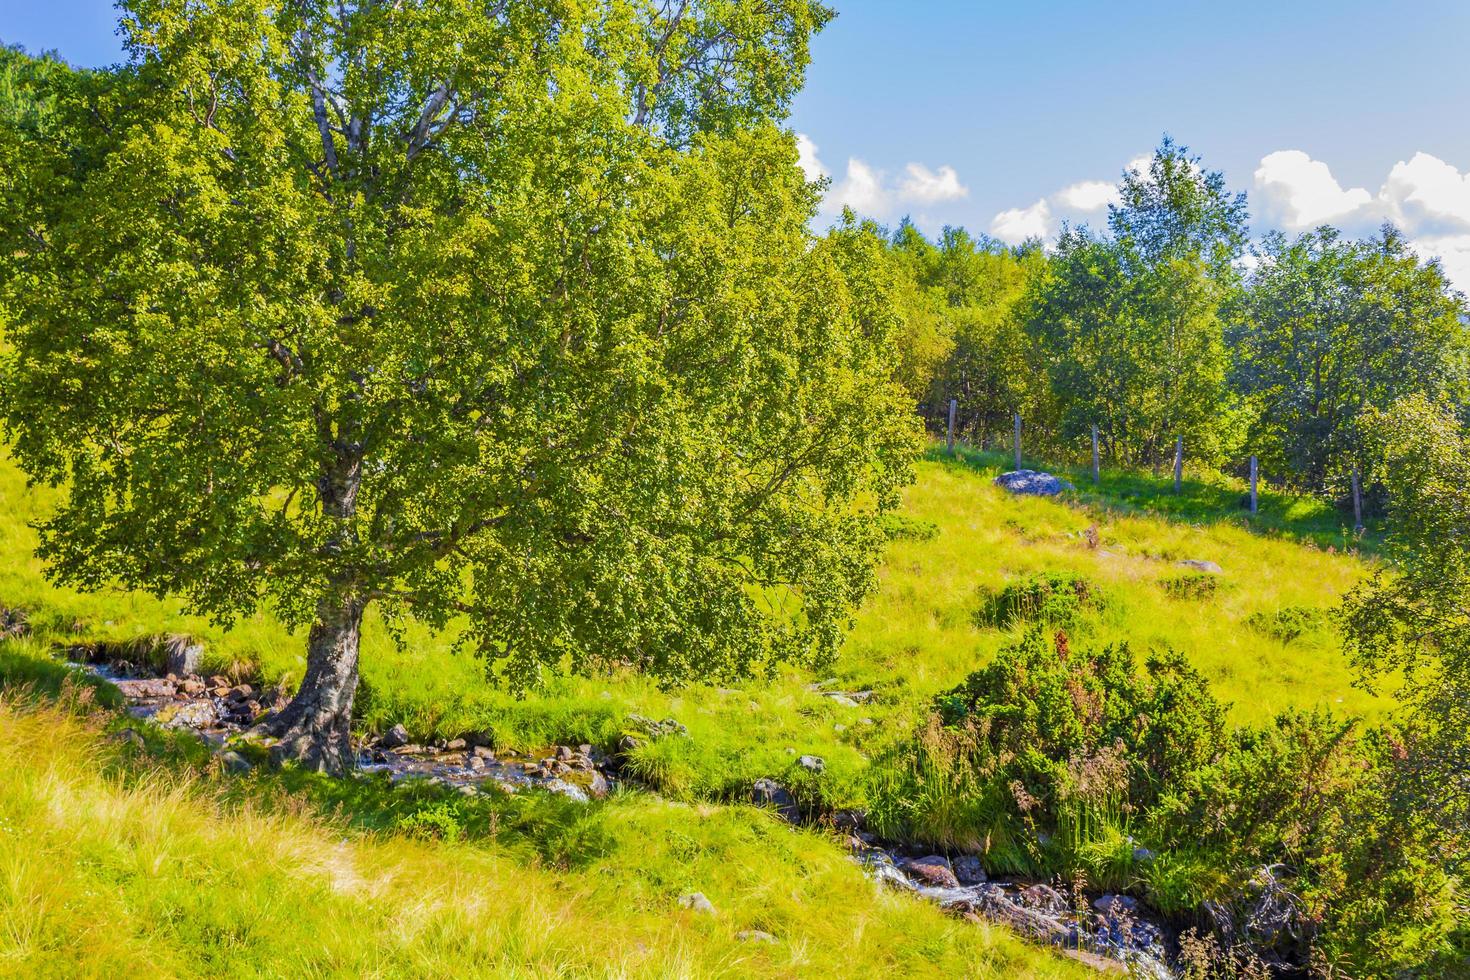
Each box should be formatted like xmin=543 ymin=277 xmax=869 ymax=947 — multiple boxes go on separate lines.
xmin=0 ymin=693 xmax=1087 ymax=978
xmin=0 ymin=442 xmax=1385 ymax=790
xmin=0 ymin=441 xmax=1390 ymax=975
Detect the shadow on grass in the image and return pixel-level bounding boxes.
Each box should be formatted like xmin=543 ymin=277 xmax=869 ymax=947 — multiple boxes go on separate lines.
xmin=0 ymin=639 xmax=124 ymax=707
xmin=926 ymin=444 xmax=1379 ymax=555
xmin=0 ymin=634 xmax=616 ymax=871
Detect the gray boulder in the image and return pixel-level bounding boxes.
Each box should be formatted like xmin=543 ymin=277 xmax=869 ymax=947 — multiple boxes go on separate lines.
xmin=994 ymin=470 xmax=1075 ymax=497
xmin=162 ymin=635 xmax=203 ymax=677
xmin=1175 ymin=559 xmax=1223 ymax=574
xmin=376 ymin=723 xmax=410 ymax=749
xmin=678 ymin=892 xmax=716 ymax=914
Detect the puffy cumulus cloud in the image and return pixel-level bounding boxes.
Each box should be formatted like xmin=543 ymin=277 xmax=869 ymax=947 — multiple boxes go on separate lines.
xmin=1407 ymin=234 xmax=1470 ymax=295
xmin=990 ymin=199 xmax=1051 ymax=243
xmin=988 ymin=171 xmax=1129 ymax=245
xmin=795 ymin=133 xmax=827 ymax=181
xmin=829 ymin=158 xmax=888 ymax=214
xmin=798 ymin=135 xmax=968 ymax=226
xmin=1254 ymin=150 xmax=1372 ymax=230
xmin=897 ymin=163 xmax=969 ymax=205
xmin=1054 ymin=180 xmax=1119 ymax=212
xmin=1247 ymin=149 xmax=1470 ymax=290
xmin=1380 ymin=152 xmax=1470 ymax=231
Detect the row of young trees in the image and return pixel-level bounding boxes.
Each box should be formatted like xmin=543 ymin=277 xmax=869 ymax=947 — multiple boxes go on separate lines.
xmin=877 ymin=137 xmax=1468 ymax=505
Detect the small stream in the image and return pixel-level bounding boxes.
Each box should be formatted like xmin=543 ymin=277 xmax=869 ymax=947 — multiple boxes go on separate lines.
xmin=75 ymin=653 xmax=1177 ymax=976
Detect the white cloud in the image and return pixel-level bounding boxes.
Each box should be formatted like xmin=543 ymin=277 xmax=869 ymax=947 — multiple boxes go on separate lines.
xmin=1054 ymin=180 xmax=1119 ymax=212
xmin=987 ymin=161 xmax=1141 ymax=245
xmin=830 ymin=158 xmax=888 ymax=214
xmin=1380 ymin=152 xmax=1470 ymax=231
xmin=795 ymin=133 xmax=826 ymax=181
xmin=898 ymin=163 xmax=969 ymax=204
xmin=798 ymin=134 xmax=968 ymax=226
xmin=1406 ymin=233 xmax=1470 ymax=295
xmin=1253 ymin=150 xmax=1372 ymax=230
xmin=990 ymin=199 xmax=1051 ymax=243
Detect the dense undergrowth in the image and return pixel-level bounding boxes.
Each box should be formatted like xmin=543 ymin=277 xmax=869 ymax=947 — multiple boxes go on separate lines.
xmin=867 ymin=629 xmax=1463 ymax=975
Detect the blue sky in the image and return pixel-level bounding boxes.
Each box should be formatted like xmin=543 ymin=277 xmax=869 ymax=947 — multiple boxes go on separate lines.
xmin=7 ymin=0 xmax=1470 ymax=282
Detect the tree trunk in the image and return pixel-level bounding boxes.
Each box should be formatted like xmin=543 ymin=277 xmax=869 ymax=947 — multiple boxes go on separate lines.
xmin=263 ymin=593 xmax=365 ymax=774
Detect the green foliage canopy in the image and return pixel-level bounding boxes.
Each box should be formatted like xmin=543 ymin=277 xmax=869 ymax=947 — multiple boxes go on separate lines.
xmin=0 ymin=0 xmax=918 ymax=768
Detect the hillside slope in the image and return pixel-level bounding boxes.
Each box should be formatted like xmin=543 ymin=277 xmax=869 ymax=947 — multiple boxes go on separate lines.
xmin=0 ymin=446 xmax=1382 ymax=975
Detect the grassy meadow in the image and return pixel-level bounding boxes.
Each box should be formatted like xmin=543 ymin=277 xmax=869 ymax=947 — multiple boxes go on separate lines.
xmin=0 ymin=443 xmax=1385 ymax=975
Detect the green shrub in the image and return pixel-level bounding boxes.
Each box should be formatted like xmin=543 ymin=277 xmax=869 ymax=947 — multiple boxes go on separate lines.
xmin=870 ymin=630 xmax=1459 ymax=974
xmin=877 ymin=513 xmax=940 ymax=542
xmin=976 ymin=572 xmax=1105 ymax=630
xmin=1160 ymin=573 xmax=1221 ymax=601
xmin=1246 ymin=606 xmax=1333 ymax=643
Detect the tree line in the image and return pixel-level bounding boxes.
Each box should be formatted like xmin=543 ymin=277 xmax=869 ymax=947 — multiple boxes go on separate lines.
xmin=874 ymin=136 xmax=1467 ymax=510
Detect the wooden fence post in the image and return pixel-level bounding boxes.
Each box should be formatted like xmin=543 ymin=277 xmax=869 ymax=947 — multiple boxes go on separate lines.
xmin=1091 ymin=425 xmax=1100 ymax=485
xmin=1352 ymin=465 xmax=1363 ymax=531
xmin=1013 ymin=413 xmax=1023 ymax=471
xmin=1249 ymin=455 xmax=1258 ymax=515
xmin=947 ymin=399 xmax=957 ymax=455
xmin=1173 ymin=436 xmax=1184 ymax=494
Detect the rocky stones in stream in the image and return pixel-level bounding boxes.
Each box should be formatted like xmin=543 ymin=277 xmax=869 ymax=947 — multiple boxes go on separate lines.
xmin=952 ymin=855 xmax=986 ymax=885
xmin=751 ymin=778 xmax=800 ymax=822
xmin=856 ymin=845 xmax=1173 ymax=977
xmin=900 ymin=854 xmax=961 ymax=889
xmin=155 ymin=699 xmax=219 ymax=729
xmin=78 ymin=657 xmax=622 ymax=807
xmin=377 ymin=724 xmax=410 ymax=749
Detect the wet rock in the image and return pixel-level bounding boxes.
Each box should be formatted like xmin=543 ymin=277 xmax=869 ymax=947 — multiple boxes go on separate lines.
xmin=443 ymin=738 xmax=467 ymax=751
xmin=217 ymin=750 xmax=252 ymax=775
xmin=155 ymin=699 xmax=218 ymax=729
xmin=1175 ymin=559 xmax=1223 ymax=574
xmin=900 ymin=854 xmax=960 ymax=889
xmin=208 ymin=675 xmax=230 ymax=688
xmin=472 ymin=745 xmax=496 ymax=760
xmin=858 ymin=850 xmax=916 ymax=891
xmin=1093 ymin=894 xmax=1139 ymax=916
xmin=797 ymin=754 xmax=825 ymax=773
xmin=546 ymin=779 xmax=589 ymax=803
xmin=181 ymin=679 xmax=206 ymax=696
xmin=1018 ymin=883 xmax=1067 ymax=914
xmin=162 ymin=635 xmax=202 ymax=677
xmin=584 ymin=770 xmax=610 ymax=798
xmin=952 ymin=855 xmax=987 ymax=885
xmin=751 ymin=778 xmax=800 ymax=822
xmin=377 ymin=724 xmax=409 ymax=749
xmin=114 ymin=678 xmax=176 ymax=699
xmin=832 ymin=809 xmax=866 ymax=832
xmin=227 ymin=684 xmax=254 ymax=701
xmin=466 ymin=754 xmax=486 ymax=771
xmin=994 ymin=469 xmax=1075 ymax=497
xmin=678 ymin=892 xmax=716 ymax=914
xmin=736 ymin=929 xmax=777 ymax=944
